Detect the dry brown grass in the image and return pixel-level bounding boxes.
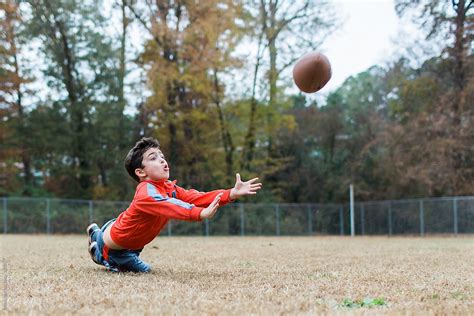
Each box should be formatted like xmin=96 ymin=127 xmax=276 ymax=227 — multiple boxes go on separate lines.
xmin=1 ymin=235 xmax=473 ymax=315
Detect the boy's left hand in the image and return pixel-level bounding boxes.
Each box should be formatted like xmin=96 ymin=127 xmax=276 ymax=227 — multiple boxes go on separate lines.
xmin=230 ymin=173 xmax=262 ymax=200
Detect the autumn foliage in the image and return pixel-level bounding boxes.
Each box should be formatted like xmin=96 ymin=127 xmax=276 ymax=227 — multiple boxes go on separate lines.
xmin=0 ymin=0 xmax=472 ymax=201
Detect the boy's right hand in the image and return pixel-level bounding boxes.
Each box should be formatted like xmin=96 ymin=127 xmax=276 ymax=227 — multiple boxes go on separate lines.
xmin=199 ymin=193 xmax=223 ymax=219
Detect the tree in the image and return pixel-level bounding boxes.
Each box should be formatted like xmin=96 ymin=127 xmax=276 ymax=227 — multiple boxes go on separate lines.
xmin=24 ymin=0 xmax=134 ymax=198
xmin=395 ymin=0 xmax=473 ymax=116
xmin=317 ymin=67 xmax=388 ymax=201
xmin=0 ymin=1 xmax=33 ymax=195
xmin=89 ymin=0 xmax=137 ymax=200
xmin=240 ymin=0 xmax=339 ymax=170
xmin=393 ymin=0 xmax=473 ymax=195
xmin=127 ymin=0 xmax=245 ymax=188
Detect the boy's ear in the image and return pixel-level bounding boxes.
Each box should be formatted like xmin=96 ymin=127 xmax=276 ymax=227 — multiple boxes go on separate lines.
xmin=135 ymin=168 xmax=146 ymax=179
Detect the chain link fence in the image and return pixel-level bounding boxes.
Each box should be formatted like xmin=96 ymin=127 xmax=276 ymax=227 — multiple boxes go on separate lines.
xmin=2 ymin=196 xmax=473 ymax=236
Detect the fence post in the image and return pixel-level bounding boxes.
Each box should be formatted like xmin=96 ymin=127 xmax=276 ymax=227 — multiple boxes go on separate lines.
xmin=167 ymin=220 xmax=172 ymax=237
xmin=350 ymin=184 xmax=355 ymax=237
xmin=419 ymin=200 xmax=424 ymax=237
xmin=240 ymin=204 xmax=245 ymax=237
xmin=3 ymin=258 xmax=7 ymax=310
xmin=360 ymin=204 xmax=365 ymax=235
xmin=307 ymin=205 xmax=312 ymax=235
xmin=339 ymin=205 xmax=344 ymax=236
xmin=46 ymin=198 xmax=51 ymax=235
xmin=88 ymin=200 xmax=93 ymax=223
xmin=453 ymin=198 xmax=458 ymax=236
xmin=3 ymin=197 xmax=7 ymax=234
xmin=388 ymin=202 xmax=393 ymax=236
xmin=205 ymin=219 xmax=209 ymax=237
xmin=275 ymin=204 xmax=280 ymax=236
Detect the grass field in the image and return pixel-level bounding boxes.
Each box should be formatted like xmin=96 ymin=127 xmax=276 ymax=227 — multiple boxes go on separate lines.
xmin=1 ymin=235 xmax=473 ymax=315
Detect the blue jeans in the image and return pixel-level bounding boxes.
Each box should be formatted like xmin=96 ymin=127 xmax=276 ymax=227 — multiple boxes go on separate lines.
xmin=91 ymin=219 xmax=151 ymax=273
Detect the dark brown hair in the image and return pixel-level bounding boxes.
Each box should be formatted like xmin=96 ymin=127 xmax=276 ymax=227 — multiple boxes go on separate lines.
xmin=125 ymin=137 xmax=160 ymax=182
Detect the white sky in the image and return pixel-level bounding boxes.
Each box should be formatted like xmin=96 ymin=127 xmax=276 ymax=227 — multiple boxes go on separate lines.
xmin=318 ymin=0 xmax=402 ymax=94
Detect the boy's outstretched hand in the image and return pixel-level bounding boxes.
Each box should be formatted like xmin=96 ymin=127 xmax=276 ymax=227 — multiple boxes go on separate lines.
xmin=230 ymin=173 xmax=262 ymax=200
xmin=200 ymin=193 xmax=223 ymax=219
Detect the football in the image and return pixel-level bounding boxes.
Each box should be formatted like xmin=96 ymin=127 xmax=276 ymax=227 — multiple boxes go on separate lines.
xmin=292 ymin=52 xmax=332 ymax=93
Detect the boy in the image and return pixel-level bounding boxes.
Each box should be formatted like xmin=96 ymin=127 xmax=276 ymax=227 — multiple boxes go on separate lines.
xmin=86 ymin=137 xmax=262 ymax=273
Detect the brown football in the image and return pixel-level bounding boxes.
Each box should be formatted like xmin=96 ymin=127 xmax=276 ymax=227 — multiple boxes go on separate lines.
xmin=293 ymin=52 xmax=332 ymax=93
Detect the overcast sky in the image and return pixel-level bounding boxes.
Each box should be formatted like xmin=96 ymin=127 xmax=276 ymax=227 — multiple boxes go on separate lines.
xmin=319 ymin=0 xmax=402 ymax=93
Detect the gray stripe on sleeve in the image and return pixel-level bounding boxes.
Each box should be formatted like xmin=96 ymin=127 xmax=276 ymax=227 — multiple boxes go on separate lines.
xmin=147 ymin=183 xmax=194 ymax=210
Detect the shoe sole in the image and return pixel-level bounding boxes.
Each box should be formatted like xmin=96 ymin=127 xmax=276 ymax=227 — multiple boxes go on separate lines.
xmin=88 ymin=241 xmax=101 ymax=265
xmin=86 ymin=223 xmax=99 ymax=245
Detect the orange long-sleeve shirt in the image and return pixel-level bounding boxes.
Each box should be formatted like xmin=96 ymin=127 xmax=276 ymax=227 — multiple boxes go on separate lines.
xmin=110 ymin=180 xmax=232 ymax=249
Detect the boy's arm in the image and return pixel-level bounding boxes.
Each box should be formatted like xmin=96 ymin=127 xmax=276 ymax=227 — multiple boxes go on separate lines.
xmin=175 ymin=173 xmax=262 ymax=206
xmin=174 ymin=185 xmax=233 ymax=207
xmin=135 ymin=183 xmax=203 ymax=221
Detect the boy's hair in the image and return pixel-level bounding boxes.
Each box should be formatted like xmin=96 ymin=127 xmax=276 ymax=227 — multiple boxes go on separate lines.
xmin=125 ymin=137 xmax=161 ymax=182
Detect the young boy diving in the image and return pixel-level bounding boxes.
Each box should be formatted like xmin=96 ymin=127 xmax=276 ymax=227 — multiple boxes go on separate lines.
xmin=86 ymin=137 xmax=262 ymax=272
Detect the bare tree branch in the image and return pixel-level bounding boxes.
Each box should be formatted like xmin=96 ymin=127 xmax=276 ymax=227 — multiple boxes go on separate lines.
xmin=125 ymin=1 xmax=163 ymax=46
xmin=466 ymin=0 xmax=473 ymax=11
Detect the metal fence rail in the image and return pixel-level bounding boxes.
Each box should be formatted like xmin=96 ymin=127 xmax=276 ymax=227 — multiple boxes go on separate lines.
xmin=2 ymin=196 xmax=473 ymax=236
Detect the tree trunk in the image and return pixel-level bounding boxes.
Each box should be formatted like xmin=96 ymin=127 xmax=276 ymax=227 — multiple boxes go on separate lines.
xmin=118 ymin=0 xmax=128 ymax=150
xmin=452 ymin=0 xmax=468 ymax=114
xmin=267 ymin=0 xmax=278 ymax=155
xmin=213 ymin=70 xmax=234 ymax=180
xmin=6 ymin=1 xmax=33 ymax=194
xmin=241 ymin=31 xmax=264 ymax=171
xmin=98 ymin=162 xmax=108 ymax=187
xmin=450 ymin=0 xmax=471 ymax=194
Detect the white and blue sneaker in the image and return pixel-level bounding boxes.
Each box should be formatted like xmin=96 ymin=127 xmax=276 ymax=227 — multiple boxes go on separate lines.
xmin=88 ymin=241 xmax=101 ymax=265
xmin=86 ymin=223 xmax=99 ymax=244
xmin=86 ymin=223 xmax=101 ymax=265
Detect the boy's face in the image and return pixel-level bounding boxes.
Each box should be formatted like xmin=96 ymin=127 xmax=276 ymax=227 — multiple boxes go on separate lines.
xmin=136 ymin=148 xmax=169 ymax=181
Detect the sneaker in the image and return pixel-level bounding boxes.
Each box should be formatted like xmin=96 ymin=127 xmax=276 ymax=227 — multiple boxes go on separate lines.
xmin=88 ymin=241 xmax=101 ymax=265
xmin=86 ymin=223 xmax=99 ymax=244
xmin=104 ymin=262 xmax=120 ymax=273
